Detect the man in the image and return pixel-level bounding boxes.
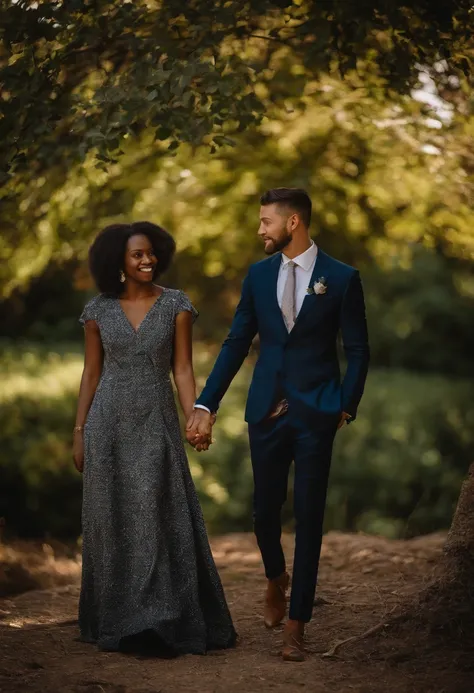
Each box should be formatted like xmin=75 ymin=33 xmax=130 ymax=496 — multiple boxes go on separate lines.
xmin=187 ymin=188 xmax=369 ymax=661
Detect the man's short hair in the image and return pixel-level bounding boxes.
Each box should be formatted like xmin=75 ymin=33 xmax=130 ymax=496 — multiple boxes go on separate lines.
xmin=260 ymin=188 xmax=312 ymax=228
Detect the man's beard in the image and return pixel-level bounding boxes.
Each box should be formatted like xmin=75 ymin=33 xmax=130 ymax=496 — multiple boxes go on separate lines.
xmin=264 ymin=228 xmax=292 ymax=255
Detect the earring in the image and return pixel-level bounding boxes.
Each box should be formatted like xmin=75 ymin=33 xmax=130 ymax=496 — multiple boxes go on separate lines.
xmin=119 ymin=270 xmax=126 ymax=283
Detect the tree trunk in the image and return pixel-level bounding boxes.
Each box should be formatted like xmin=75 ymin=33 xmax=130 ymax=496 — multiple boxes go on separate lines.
xmin=405 ymin=461 xmax=474 ymax=635
xmin=324 ymin=464 xmax=474 ymax=660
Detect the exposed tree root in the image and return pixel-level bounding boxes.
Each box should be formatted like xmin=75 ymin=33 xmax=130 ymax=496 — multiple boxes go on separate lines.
xmin=322 ymin=607 xmax=398 ymax=658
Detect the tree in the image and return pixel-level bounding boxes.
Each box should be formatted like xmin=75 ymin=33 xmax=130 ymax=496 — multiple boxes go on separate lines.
xmin=1 ymin=0 xmax=472 ymax=295
xmin=323 ymin=463 xmax=474 ymax=659
xmin=415 ymin=462 xmax=474 ymax=633
xmin=0 ymin=0 xmax=472 ymax=181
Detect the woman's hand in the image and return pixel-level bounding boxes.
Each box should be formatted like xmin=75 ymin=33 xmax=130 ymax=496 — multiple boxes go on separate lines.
xmin=74 ymin=319 xmax=103 ymax=473
xmin=73 ymin=430 xmax=85 ymax=473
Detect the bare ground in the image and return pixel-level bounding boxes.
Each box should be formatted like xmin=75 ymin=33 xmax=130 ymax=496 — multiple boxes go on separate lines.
xmin=1 ymin=531 xmax=472 ymax=693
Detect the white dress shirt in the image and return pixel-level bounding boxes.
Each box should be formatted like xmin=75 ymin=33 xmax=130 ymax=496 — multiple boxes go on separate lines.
xmin=194 ymin=243 xmax=318 ymax=414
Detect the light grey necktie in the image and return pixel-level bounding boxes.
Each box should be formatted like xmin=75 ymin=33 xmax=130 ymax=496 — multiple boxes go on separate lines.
xmin=281 ymin=260 xmax=297 ymax=331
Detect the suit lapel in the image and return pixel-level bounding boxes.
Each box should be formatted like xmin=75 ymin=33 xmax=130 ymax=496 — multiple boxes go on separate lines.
xmin=265 ymin=253 xmax=288 ymax=339
xmin=292 ymin=248 xmax=331 ymax=331
xmin=260 ymin=248 xmax=331 ymax=338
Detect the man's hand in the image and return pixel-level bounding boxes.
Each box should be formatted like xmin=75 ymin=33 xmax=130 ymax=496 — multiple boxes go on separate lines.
xmin=337 ymin=411 xmax=352 ymax=430
xmin=186 ymin=409 xmax=215 ymax=452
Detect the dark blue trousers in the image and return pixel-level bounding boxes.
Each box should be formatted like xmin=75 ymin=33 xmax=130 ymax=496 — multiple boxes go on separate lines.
xmin=248 ymin=414 xmax=337 ymax=623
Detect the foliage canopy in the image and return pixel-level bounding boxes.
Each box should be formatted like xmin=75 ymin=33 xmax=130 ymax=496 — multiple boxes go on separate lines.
xmin=1 ymin=0 xmax=472 ymax=181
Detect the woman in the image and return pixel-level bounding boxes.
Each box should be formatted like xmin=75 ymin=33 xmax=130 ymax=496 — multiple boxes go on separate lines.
xmin=73 ymin=221 xmax=236 ymax=655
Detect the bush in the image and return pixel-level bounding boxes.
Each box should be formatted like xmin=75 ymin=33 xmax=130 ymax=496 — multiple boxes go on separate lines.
xmin=0 ymin=344 xmax=472 ymax=539
xmin=0 ymin=344 xmax=84 ymax=538
xmin=328 ymin=370 xmax=474 ymax=537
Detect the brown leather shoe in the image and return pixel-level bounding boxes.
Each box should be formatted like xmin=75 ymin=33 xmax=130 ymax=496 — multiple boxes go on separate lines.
xmin=282 ymin=619 xmax=305 ymax=662
xmin=263 ymin=571 xmax=290 ymax=628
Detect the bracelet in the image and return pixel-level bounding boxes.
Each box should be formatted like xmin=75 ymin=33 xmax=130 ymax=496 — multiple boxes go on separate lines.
xmin=73 ymin=425 xmax=84 ymax=433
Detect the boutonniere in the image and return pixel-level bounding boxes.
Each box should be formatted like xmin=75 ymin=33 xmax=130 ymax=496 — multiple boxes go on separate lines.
xmin=307 ymin=277 xmax=328 ymax=295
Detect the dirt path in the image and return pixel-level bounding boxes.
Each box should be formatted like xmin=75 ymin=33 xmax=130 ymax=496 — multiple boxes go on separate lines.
xmin=0 ymin=532 xmax=471 ymax=693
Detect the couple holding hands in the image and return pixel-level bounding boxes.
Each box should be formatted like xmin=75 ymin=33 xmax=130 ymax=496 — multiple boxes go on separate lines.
xmin=74 ymin=187 xmax=369 ymax=662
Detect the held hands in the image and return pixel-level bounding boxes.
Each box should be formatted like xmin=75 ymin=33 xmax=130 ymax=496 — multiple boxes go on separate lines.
xmin=186 ymin=409 xmax=216 ymax=452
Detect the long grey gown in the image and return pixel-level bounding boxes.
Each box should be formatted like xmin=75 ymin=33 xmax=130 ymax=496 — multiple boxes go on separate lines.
xmin=78 ymin=289 xmax=236 ymax=654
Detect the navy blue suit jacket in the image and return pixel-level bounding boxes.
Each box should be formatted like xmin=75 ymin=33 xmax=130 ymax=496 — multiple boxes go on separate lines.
xmin=196 ymin=249 xmax=370 ymax=426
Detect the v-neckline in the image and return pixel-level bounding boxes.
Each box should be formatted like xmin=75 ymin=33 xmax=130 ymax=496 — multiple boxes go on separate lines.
xmin=117 ymin=289 xmax=166 ymax=335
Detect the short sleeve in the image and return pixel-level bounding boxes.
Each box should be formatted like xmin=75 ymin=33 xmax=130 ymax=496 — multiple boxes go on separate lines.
xmin=175 ymin=290 xmax=199 ymax=323
xmin=79 ymin=295 xmax=101 ymax=326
